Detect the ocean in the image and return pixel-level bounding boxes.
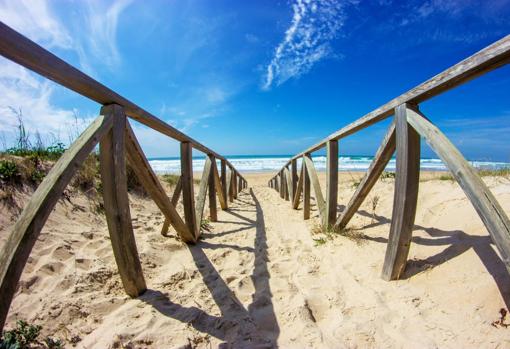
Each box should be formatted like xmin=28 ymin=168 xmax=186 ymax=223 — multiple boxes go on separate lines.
xmin=148 ymin=155 xmax=510 ymax=173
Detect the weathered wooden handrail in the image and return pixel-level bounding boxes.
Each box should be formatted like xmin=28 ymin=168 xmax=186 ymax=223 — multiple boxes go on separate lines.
xmin=0 ymin=23 xmax=248 ymax=331
xmin=269 ymin=35 xmax=510 ymax=282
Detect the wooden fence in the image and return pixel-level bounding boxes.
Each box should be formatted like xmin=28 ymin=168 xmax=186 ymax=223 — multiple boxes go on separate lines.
xmin=0 ymin=22 xmax=247 ymax=331
xmin=269 ymin=34 xmax=510 ymax=282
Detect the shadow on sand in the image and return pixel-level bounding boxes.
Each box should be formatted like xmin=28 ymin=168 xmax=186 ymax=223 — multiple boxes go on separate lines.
xmin=335 ymin=207 xmax=510 ymax=309
xmin=139 ymin=188 xmax=279 ymax=347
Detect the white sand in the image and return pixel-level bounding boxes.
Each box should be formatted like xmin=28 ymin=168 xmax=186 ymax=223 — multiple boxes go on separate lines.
xmin=2 ymin=172 xmax=510 ymax=348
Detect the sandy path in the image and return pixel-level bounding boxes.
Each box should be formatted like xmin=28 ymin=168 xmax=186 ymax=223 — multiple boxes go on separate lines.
xmin=3 ymin=173 xmax=510 ymax=348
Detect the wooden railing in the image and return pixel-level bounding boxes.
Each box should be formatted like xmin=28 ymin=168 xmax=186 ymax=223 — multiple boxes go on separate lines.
xmin=0 ymin=22 xmax=247 ymax=331
xmin=269 ymin=34 xmax=510 ymax=282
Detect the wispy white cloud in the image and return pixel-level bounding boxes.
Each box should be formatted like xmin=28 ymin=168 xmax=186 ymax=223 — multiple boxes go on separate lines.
xmin=0 ymin=0 xmax=72 ymax=49
xmin=262 ymin=0 xmax=348 ymax=90
xmin=0 ymin=57 xmax=94 ymax=147
xmin=80 ymin=0 xmax=133 ymax=71
xmin=0 ymin=0 xmax=132 ymax=147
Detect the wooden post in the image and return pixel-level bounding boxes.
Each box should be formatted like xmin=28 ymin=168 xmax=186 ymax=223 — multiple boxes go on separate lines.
xmin=212 ymin=160 xmax=227 ymax=210
xmin=326 ymin=140 xmax=338 ymax=227
xmin=195 ymin=157 xmax=212 ymax=239
xmin=407 ymin=106 xmax=510 ymax=274
xmin=303 ymin=155 xmax=326 ymax=222
xmin=303 ymin=155 xmax=311 ymax=220
xmin=284 ymin=167 xmax=292 ymax=201
xmin=279 ymin=171 xmax=285 ymax=199
xmin=221 ymin=159 xmax=228 ymax=209
xmin=0 ymin=113 xmax=113 ymax=332
xmin=99 ymin=104 xmax=146 ymax=296
xmin=292 ymin=164 xmax=304 ymax=209
xmin=180 ymin=142 xmax=197 ymax=239
xmin=227 ymin=169 xmax=233 ymax=202
xmin=232 ymin=170 xmax=238 ymax=199
xmin=291 ymin=159 xmax=298 ymax=202
xmin=382 ymin=104 xmax=421 ymax=281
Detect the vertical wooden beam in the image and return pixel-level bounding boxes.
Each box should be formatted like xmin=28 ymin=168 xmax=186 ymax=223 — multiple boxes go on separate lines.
xmin=99 ymin=104 xmax=146 ymax=296
xmin=180 ymin=142 xmax=197 ymax=239
xmin=407 ymin=107 xmax=510 ymax=274
xmin=195 ymin=157 xmax=212 ymax=239
xmin=326 ymin=140 xmax=339 ymax=227
xmin=292 ymin=164 xmax=304 ymax=209
xmin=382 ymin=103 xmax=421 ymax=281
xmin=291 ymin=159 xmax=298 ymax=202
xmin=227 ymin=169 xmax=234 ymax=202
xmin=303 ymin=155 xmax=311 ymax=220
xmin=284 ymin=167 xmax=292 ymax=201
xmin=234 ymin=170 xmax=239 ymax=199
xmin=279 ymin=171 xmax=285 ymax=199
xmin=220 ymin=159 xmax=228 ymax=209
xmin=0 ymin=113 xmax=113 ymax=332
xmin=212 ymin=160 xmax=227 ymax=210
xmin=303 ymin=155 xmax=326 ymax=222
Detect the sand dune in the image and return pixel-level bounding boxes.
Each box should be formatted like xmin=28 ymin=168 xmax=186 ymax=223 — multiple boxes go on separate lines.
xmin=2 ymin=172 xmax=510 ymax=348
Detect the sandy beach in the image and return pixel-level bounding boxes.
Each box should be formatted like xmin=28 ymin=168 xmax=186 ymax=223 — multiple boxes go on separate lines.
xmin=1 ymin=171 xmax=510 ymax=348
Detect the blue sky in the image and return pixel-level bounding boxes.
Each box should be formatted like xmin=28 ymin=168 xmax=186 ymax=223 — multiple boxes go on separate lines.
xmin=0 ymin=0 xmax=509 ymax=161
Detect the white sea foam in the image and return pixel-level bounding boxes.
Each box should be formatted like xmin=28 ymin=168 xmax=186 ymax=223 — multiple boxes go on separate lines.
xmin=148 ymin=155 xmax=510 ymax=173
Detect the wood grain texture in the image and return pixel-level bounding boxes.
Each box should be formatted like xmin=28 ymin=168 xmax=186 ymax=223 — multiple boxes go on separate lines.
xmin=326 ymin=140 xmax=339 ymax=226
xmin=279 ymin=172 xmax=285 ymax=199
xmin=212 ymin=160 xmax=227 ymax=210
xmin=227 ymin=169 xmax=233 ymax=203
xmin=303 ymin=155 xmax=326 ymax=222
xmin=382 ymin=104 xmax=421 ymax=281
xmin=180 ymin=142 xmax=197 ymax=239
xmin=336 ymin=122 xmax=396 ymax=230
xmin=195 ymin=157 xmax=213 ymax=239
xmin=292 ymin=164 xmax=304 ymax=209
xmin=407 ymin=107 xmax=510 ymax=273
xmin=0 ymin=113 xmax=113 ymax=332
xmin=291 ymin=159 xmax=298 ymax=201
xmin=284 ymin=167 xmax=292 ymax=202
xmin=220 ymin=159 xmax=228 ymax=209
xmin=303 ymin=156 xmax=311 ymax=220
xmin=125 ymin=123 xmax=194 ymax=243
xmin=99 ymin=105 xmax=147 ymax=296
xmin=232 ymin=171 xmax=238 ymax=199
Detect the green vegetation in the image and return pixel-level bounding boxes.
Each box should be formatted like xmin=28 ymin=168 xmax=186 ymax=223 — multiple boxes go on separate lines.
xmin=311 ymin=222 xmax=366 ymax=246
xmin=380 ymin=171 xmax=395 ymax=180
xmin=161 ymin=174 xmax=180 ymax=187
xmin=0 ymin=160 xmax=19 ymax=183
xmin=201 ymin=217 xmax=212 ymax=232
xmin=439 ymin=174 xmax=454 ymax=181
xmin=4 ymin=143 xmax=66 ymax=161
xmin=478 ymin=168 xmax=510 ymax=177
xmin=0 ymin=320 xmax=62 ymax=349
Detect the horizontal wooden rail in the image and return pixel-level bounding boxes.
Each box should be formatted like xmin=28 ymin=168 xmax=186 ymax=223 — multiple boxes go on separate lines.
xmin=268 ymin=35 xmax=510 ymax=285
xmin=0 ymin=23 xmax=249 ymax=333
xmin=270 ymin=34 xmax=510 ymax=167
xmin=0 ymin=21 xmax=248 ymax=182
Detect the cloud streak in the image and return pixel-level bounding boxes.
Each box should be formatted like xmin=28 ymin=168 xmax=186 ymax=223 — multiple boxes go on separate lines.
xmin=0 ymin=0 xmax=132 ymax=147
xmin=262 ymin=0 xmax=347 ymax=90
